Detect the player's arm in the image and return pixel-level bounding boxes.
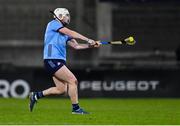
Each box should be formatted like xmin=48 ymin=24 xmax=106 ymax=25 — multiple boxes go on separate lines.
xmin=68 ymin=39 xmax=99 ymax=50
xmin=59 ymin=27 xmax=94 ymax=44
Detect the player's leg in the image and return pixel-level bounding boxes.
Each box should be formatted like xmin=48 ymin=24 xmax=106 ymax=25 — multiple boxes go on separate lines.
xmin=29 ymin=77 xmax=67 ymax=112
xmin=53 ymin=65 xmax=89 ymax=114
xmin=54 ymin=66 xmax=78 ymax=104
xmin=42 ymin=77 xmax=68 ymax=96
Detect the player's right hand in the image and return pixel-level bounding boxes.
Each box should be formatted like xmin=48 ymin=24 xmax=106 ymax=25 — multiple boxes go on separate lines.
xmin=93 ymin=41 xmax=101 ymax=48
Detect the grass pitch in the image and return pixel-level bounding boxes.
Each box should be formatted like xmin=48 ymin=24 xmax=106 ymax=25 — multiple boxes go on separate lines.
xmin=0 ymin=98 xmax=179 ymax=125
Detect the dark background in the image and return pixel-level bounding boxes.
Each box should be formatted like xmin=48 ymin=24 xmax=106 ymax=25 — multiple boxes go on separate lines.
xmin=0 ymin=0 xmax=180 ymax=98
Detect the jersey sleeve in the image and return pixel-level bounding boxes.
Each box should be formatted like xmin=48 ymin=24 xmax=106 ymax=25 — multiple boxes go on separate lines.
xmin=67 ymin=36 xmax=73 ymax=41
xmin=51 ymin=20 xmax=64 ymax=32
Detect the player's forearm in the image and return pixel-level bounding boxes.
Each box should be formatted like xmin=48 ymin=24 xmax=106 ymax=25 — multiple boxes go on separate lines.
xmin=67 ymin=30 xmax=89 ymax=42
xmin=75 ymin=44 xmax=91 ymax=50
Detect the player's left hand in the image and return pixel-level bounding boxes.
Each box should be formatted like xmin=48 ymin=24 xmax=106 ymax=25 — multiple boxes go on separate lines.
xmin=87 ymin=39 xmax=96 ymax=45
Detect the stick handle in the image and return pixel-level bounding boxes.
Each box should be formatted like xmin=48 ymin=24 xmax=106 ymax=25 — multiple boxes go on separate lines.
xmin=100 ymin=41 xmax=109 ymax=45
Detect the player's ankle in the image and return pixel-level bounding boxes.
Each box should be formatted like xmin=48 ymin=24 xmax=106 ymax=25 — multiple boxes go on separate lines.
xmin=36 ymin=91 xmax=44 ymax=99
xmin=72 ymin=103 xmax=80 ymax=111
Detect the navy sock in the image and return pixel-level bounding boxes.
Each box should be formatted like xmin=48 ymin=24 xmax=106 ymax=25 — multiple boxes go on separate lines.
xmin=36 ymin=91 xmax=44 ymax=99
xmin=72 ymin=103 xmax=80 ymax=111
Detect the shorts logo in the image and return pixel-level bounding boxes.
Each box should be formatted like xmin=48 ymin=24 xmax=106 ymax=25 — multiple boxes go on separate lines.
xmin=57 ymin=62 xmax=61 ymax=66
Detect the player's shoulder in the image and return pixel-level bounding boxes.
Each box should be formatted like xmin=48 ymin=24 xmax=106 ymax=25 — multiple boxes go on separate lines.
xmin=48 ymin=19 xmax=63 ymax=26
xmin=46 ymin=20 xmax=63 ymax=30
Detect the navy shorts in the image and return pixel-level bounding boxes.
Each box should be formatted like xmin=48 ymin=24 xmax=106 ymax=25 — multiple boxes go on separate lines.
xmin=44 ymin=59 xmax=66 ymax=76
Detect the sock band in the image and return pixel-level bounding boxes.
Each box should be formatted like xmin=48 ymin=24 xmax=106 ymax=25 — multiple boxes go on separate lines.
xmin=72 ymin=103 xmax=80 ymax=111
xmin=36 ymin=91 xmax=44 ymax=99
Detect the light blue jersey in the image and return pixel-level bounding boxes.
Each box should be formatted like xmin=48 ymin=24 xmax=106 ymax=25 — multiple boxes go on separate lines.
xmin=43 ymin=20 xmax=72 ymax=61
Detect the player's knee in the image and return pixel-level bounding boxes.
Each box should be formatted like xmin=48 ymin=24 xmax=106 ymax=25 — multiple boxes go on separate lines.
xmin=69 ymin=79 xmax=78 ymax=85
xmin=74 ymin=79 xmax=78 ymax=85
xmin=68 ymin=77 xmax=78 ymax=86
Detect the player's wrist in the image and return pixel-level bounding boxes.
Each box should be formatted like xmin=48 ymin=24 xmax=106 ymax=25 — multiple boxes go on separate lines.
xmin=87 ymin=39 xmax=96 ymax=46
xmin=87 ymin=39 xmax=91 ymax=44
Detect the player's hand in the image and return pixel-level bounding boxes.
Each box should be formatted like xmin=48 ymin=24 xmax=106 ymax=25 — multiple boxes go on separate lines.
xmin=87 ymin=39 xmax=96 ymax=45
xmin=93 ymin=41 xmax=101 ymax=48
